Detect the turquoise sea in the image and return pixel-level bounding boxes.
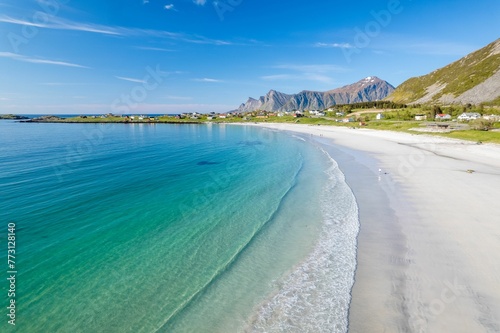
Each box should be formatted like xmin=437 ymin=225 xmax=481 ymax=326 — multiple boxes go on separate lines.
xmin=0 ymin=121 xmax=359 ymax=333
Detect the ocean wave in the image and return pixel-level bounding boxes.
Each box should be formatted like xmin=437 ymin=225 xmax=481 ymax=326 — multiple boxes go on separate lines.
xmin=242 ymin=148 xmax=360 ymax=333
xmin=291 ymin=135 xmax=306 ymax=142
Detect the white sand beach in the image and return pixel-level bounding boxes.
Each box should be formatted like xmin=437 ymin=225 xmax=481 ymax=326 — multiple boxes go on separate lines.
xmin=249 ymin=123 xmax=500 ymax=332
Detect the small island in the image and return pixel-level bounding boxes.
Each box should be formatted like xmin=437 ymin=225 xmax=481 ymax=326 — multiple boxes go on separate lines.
xmin=0 ymin=114 xmax=29 ymax=120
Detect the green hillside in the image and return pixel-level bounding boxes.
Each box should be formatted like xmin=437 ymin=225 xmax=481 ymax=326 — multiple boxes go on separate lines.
xmin=388 ymin=38 xmax=500 ymax=104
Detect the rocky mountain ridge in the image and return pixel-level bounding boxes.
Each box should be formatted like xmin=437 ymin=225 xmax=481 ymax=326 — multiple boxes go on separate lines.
xmin=237 ymin=77 xmax=395 ymax=112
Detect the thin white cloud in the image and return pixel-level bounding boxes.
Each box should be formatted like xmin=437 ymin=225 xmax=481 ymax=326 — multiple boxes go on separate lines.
xmin=164 ymin=4 xmax=177 ymax=11
xmin=0 ymin=15 xmax=120 ymax=35
xmin=193 ymin=0 xmax=207 ymax=5
xmin=315 ymin=42 xmax=354 ymax=49
xmin=134 ymin=46 xmax=175 ymax=52
xmin=0 ymin=52 xmax=89 ymax=68
xmin=261 ymin=74 xmax=296 ymax=81
xmin=115 ymin=76 xmax=147 ymax=84
xmin=177 ymin=34 xmax=231 ymax=46
xmin=193 ymin=78 xmax=222 ymax=82
xmin=0 ymin=14 xmax=232 ymax=45
xmin=26 ymin=58 xmax=88 ymax=67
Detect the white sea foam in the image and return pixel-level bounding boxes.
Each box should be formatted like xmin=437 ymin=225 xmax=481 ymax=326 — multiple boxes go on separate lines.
xmin=243 ymin=148 xmax=359 ymax=333
xmin=291 ymin=135 xmax=306 ymax=142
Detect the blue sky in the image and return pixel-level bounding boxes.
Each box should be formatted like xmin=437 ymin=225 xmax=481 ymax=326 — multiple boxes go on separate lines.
xmin=1 ymin=0 xmax=499 ymax=114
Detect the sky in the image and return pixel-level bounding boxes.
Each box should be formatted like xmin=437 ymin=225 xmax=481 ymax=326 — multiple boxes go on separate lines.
xmin=0 ymin=0 xmax=499 ymax=114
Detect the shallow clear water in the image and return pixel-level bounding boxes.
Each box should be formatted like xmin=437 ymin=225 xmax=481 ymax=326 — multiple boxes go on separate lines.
xmin=0 ymin=121 xmax=358 ymax=333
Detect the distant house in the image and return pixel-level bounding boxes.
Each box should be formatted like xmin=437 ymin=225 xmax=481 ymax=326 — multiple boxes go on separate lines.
xmin=458 ymin=112 xmax=481 ymax=121
xmin=483 ymin=114 xmax=500 ymax=122
xmin=277 ymin=112 xmax=285 ymax=117
xmin=309 ymin=110 xmax=325 ymax=117
xmin=435 ymin=114 xmax=451 ymax=121
xmin=207 ymin=116 xmax=213 ymax=120
xmin=415 ymin=114 xmax=427 ymax=121
xmin=336 ymin=112 xmax=345 ymax=117
xmin=376 ymin=113 xmax=384 ymax=120
xmin=293 ymin=111 xmax=304 ymax=118
xmin=219 ymin=114 xmax=227 ymax=119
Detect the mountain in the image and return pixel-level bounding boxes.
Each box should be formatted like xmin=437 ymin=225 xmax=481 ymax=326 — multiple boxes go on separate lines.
xmin=237 ymin=77 xmax=395 ymax=112
xmin=237 ymin=90 xmax=293 ymax=112
xmin=387 ymin=38 xmax=500 ymax=105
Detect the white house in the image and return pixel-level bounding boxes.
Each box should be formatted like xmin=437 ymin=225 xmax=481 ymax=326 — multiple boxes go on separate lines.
xmin=310 ymin=110 xmax=325 ymax=116
xmin=483 ymin=114 xmax=500 ymax=122
xmin=415 ymin=114 xmax=427 ymax=121
xmin=458 ymin=112 xmax=481 ymax=121
xmin=435 ymin=113 xmax=451 ymax=121
xmin=376 ymin=113 xmax=384 ymax=120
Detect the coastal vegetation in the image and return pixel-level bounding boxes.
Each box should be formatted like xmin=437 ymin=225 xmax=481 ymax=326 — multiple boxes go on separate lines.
xmin=11 ymin=102 xmax=500 ymax=144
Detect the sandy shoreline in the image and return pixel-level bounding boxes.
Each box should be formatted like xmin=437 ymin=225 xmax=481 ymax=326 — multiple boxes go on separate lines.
xmin=243 ymin=123 xmax=500 ymax=332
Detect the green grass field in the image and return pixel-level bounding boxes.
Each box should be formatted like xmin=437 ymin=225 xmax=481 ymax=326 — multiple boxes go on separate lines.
xmin=30 ymin=113 xmax=500 ymax=145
